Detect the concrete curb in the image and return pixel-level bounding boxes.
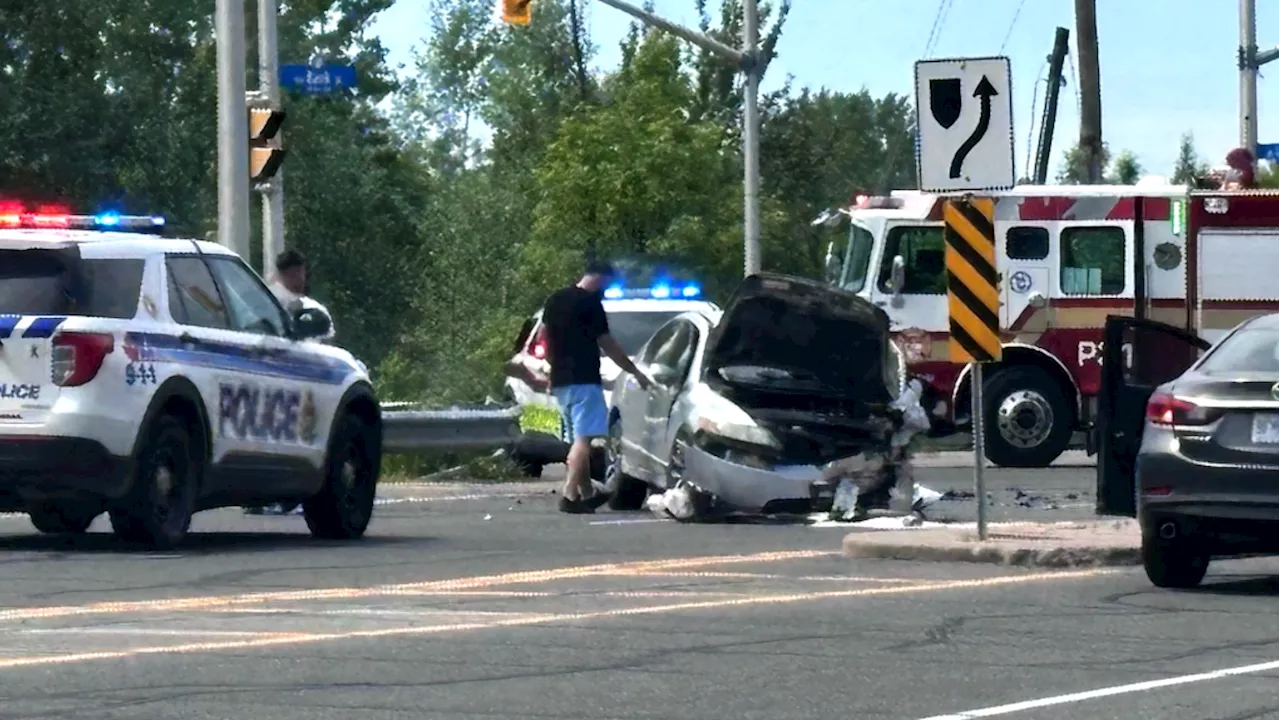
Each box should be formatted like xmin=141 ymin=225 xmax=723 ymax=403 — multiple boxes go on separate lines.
xmin=842 ymin=520 xmax=1141 ymax=569
xmin=911 ymin=449 xmax=1094 ymax=468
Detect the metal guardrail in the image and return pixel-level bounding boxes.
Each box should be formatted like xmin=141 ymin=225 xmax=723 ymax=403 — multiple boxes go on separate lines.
xmin=380 ymin=402 xmax=523 ymax=454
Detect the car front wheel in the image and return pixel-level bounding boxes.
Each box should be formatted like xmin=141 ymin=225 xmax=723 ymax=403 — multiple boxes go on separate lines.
xmin=605 ymin=416 xmax=648 ymax=511
xmin=305 ymin=415 xmax=378 ymax=540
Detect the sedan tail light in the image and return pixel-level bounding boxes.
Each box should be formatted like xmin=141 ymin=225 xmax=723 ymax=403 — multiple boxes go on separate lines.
xmin=1146 ymin=392 xmax=1222 ymax=426
xmin=51 ymin=332 xmax=115 ymax=387
xmin=529 ymin=327 xmax=547 ymax=359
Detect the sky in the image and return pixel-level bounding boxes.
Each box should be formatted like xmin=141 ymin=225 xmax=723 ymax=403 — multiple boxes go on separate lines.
xmin=369 ymin=0 xmax=1280 ymax=181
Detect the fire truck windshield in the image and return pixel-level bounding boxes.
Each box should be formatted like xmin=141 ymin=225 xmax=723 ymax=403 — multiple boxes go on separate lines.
xmin=835 ymin=223 xmax=875 ymax=293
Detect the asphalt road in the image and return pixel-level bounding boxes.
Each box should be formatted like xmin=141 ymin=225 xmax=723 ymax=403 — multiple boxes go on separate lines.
xmin=0 ymin=467 xmax=1275 ymax=720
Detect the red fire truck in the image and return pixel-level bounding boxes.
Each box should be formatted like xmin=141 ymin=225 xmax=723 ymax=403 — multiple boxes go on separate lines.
xmin=821 ymin=182 xmax=1279 ymax=467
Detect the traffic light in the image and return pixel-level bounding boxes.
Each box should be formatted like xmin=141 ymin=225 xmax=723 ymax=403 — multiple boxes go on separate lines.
xmin=501 ymin=0 xmax=532 ymax=25
xmin=248 ymin=106 xmax=286 ymax=185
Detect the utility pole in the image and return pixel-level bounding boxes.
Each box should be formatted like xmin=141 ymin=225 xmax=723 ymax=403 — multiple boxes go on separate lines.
xmin=1033 ymin=27 xmax=1070 ymax=184
xmin=258 ymin=0 xmax=285 ymax=279
xmin=592 ymin=0 xmax=761 ymax=277
xmin=741 ymin=0 xmax=761 ymax=276
xmin=1073 ymin=0 xmax=1103 ymax=183
xmin=1237 ymin=0 xmax=1278 ymax=155
xmin=215 ymin=0 xmax=251 ymax=257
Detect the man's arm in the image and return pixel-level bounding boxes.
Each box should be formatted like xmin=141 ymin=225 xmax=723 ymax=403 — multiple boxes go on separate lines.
xmin=599 ymin=334 xmax=651 ymax=390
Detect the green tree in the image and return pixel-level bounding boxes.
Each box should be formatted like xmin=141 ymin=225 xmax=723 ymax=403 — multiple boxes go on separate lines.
xmin=1107 ymin=149 xmax=1143 ymax=185
xmin=0 ymin=0 xmax=434 ymax=372
xmin=759 ymin=89 xmax=915 ymax=275
xmin=1056 ymin=141 xmax=1112 ymax=184
xmin=1170 ymin=131 xmax=1208 ymax=185
xmin=526 ymin=30 xmax=747 ymax=295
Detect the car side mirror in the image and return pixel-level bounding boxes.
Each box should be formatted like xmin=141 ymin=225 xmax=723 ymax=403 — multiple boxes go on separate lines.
xmin=293 ymin=307 xmax=332 ymax=340
xmin=889 ymin=255 xmax=906 ymax=293
xmin=649 ymin=363 xmax=680 ymax=386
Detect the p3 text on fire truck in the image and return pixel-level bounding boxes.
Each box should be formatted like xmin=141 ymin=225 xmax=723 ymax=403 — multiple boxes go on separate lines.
xmin=820 ymin=183 xmax=1279 ymax=468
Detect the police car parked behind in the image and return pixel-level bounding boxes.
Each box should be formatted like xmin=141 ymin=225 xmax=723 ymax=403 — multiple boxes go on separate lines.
xmin=505 ymin=282 xmax=719 ymax=413
xmin=0 ymin=210 xmax=382 ymax=548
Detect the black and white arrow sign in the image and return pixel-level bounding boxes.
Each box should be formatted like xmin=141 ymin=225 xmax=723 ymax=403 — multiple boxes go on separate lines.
xmin=914 ymin=57 xmax=1015 ymax=192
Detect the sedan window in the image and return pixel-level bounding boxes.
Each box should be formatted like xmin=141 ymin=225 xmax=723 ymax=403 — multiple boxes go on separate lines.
xmin=1198 ymin=326 xmax=1279 ymax=374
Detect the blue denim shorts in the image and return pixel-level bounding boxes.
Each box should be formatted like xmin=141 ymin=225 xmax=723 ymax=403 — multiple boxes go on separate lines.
xmin=551 ymin=383 xmax=609 ymax=444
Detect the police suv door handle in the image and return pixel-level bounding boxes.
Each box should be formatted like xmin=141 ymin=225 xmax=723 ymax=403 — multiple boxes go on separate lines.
xmin=178 ymin=332 xmax=196 ymax=346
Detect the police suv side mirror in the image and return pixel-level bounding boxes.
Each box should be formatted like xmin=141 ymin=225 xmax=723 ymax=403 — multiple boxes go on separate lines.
xmin=293 ymin=307 xmax=332 ymax=340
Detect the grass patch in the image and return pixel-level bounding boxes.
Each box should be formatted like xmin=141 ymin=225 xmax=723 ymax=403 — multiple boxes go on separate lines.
xmin=380 ymin=449 xmax=535 ymax=484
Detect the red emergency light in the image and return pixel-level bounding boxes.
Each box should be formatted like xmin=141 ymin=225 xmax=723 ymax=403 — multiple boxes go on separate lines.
xmin=850 ymin=194 xmax=904 ymax=210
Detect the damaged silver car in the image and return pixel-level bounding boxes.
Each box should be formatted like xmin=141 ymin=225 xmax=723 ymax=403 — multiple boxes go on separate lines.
xmin=604 ymin=272 xmax=922 ymax=520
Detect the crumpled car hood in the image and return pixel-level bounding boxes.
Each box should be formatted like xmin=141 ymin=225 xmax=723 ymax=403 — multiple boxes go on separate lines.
xmin=703 ymin=272 xmax=896 ymax=410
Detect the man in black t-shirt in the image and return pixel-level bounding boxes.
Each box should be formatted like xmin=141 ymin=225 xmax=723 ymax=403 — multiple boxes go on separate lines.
xmin=540 ymin=261 xmax=651 ymax=514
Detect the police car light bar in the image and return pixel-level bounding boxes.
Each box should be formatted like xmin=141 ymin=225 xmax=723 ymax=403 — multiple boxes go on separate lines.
xmin=0 ymin=210 xmax=166 ymax=233
xmin=603 ymin=283 xmax=701 ymax=300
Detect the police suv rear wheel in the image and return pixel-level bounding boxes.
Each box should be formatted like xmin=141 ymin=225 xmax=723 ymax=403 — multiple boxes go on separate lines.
xmin=305 ymin=415 xmax=376 ymax=540
xmin=109 ymin=415 xmax=197 ymax=549
xmin=29 ymin=503 xmax=99 ymax=534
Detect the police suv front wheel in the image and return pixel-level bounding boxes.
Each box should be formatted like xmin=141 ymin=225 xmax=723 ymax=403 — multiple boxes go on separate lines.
xmin=304 ymin=415 xmax=377 ymax=540
xmin=109 ymin=415 xmax=198 ymax=549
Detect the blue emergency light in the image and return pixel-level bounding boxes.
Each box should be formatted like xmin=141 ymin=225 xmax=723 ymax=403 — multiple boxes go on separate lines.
xmin=603 ymin=283 xmax=701 ymax=300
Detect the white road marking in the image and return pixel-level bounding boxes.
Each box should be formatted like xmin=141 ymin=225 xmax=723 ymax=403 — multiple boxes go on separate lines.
xmin=588 ymin=517 xmax=670 ymax=525
xmin=0 ymin=491 xmax=540 ymax=522
xmin=20 ymin=628 xmax=300 ymax=638
xmin=915 ymin=661 xmax=1280 ymax=720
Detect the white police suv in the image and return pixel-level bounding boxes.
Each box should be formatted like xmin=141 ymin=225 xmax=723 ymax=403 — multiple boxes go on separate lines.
xmin=0 ymin=208 xmax=382 ymax=548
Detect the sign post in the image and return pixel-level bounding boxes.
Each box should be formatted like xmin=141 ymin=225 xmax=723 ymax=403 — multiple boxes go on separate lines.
xmin=943 ymin=197 xmax=1002 ymax=540
xmin=914 ymin=55 xmax=1015 ymax=541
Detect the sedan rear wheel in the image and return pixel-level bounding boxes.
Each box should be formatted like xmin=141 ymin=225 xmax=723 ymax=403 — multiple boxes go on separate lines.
xmin=1142 ymin=530 xmax=1210 ymax=589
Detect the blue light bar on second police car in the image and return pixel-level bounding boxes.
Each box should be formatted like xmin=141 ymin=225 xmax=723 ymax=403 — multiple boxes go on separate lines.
xmin=603 ymin=283 xmax=701 ymax=300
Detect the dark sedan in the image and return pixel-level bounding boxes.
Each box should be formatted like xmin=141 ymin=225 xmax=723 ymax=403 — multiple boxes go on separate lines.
xmin=1135 ymin=313 xmax=1279 ymax=588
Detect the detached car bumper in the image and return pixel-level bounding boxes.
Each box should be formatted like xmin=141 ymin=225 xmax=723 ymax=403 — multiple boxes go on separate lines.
xmin=683 ymin=444 xmax=831 ymax=514
xmin=0 ymin=436 xmax=132 ymax=508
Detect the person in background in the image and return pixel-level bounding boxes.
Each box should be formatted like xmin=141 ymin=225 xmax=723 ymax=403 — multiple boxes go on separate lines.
xmin=540 ymin=261 xmax=652 ymax=514
xmin=269 ymin=249 xmax=336 ymax=342
xmin=246 ymin=249 xmax=335 ymax=516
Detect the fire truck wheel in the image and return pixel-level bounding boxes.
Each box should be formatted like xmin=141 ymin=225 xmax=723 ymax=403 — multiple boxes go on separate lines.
xmin=981 ymin=366 xmax=1073 ymax=468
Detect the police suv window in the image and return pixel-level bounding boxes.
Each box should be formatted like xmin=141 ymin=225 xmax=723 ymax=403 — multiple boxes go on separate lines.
xmin=878 ymin=226 xmax=946 ymax=294
xmin=166 ymin=257 xmax=231 ymax=329
xmin=205 ymin=257 xmax=289 ymax=337
xmin=0 ymin=251 xmax=144 ymax=319
xmin=1060 ymin=227 xmax=1125 ymax=295
xmin=1006 ymin=227 xmax=1049 ymax=260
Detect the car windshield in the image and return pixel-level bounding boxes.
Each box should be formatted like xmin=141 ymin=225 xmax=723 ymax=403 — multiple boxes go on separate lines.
xmin=837 ymin=223 xmax=875 ymax=293
xmin=1198 ymin=324 xmax=1280 ymax=374
xmin=0 ymin=250 xmax=144 ymax=319
xmin=606 ymin=311 xmax=682 ymax=356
